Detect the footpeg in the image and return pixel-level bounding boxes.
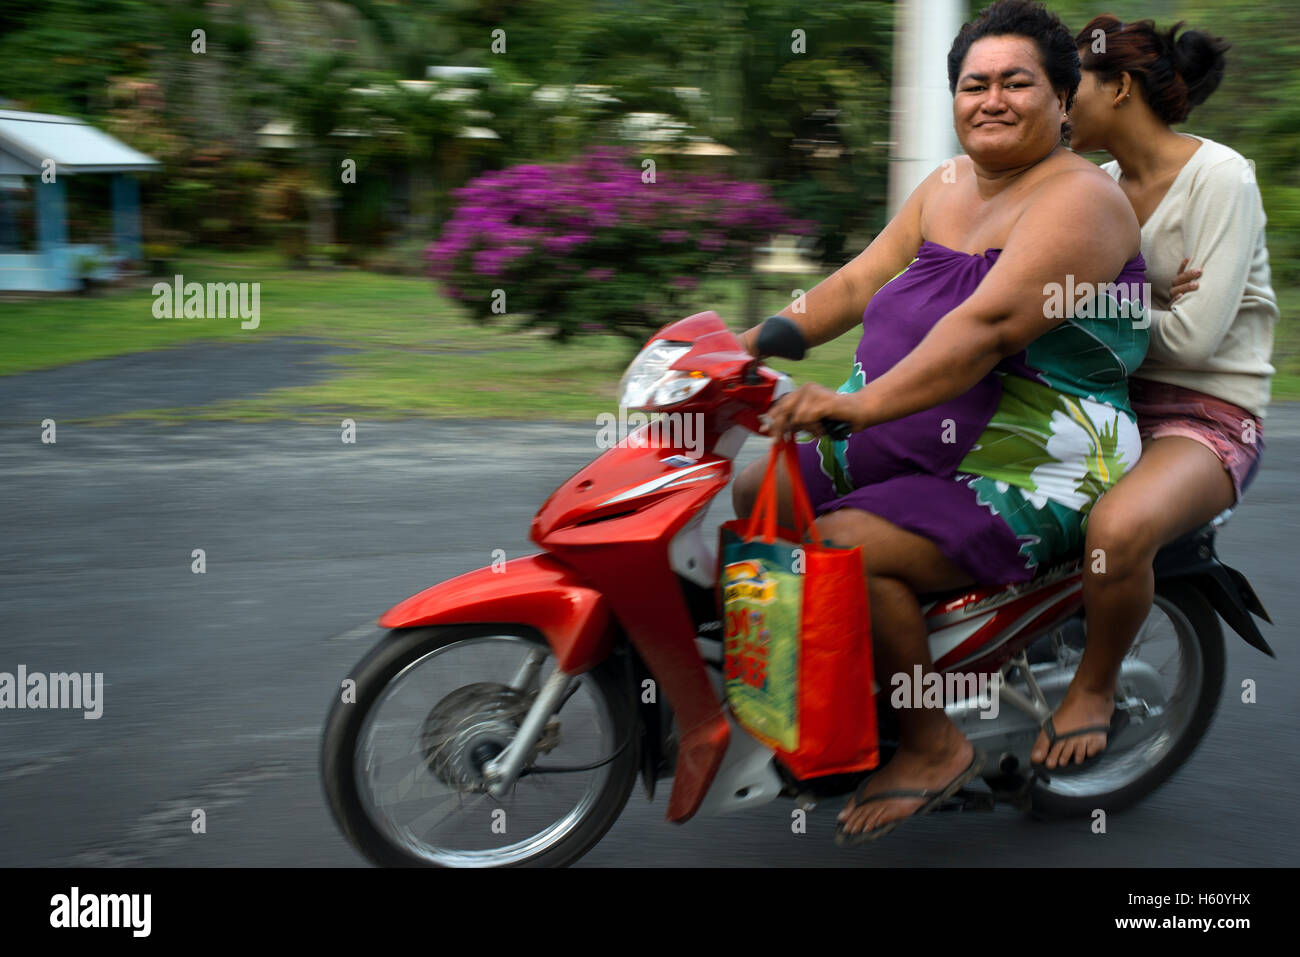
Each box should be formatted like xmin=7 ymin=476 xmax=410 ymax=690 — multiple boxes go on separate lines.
xmin=986 ymin=773 xmax=1035 ymax=810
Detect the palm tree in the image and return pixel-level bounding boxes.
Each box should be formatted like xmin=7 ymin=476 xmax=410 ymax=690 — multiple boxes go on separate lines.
xmin=361 ymin=79 xmax=471 ymax=240
xmin=275 ymin=51 xmax=362 ymax=255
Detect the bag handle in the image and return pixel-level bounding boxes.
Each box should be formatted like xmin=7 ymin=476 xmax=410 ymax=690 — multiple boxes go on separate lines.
xmin=782 ymin=437 xmax=820 ymax=538
xmin=743 ymin=436 xmax=820 ymax=544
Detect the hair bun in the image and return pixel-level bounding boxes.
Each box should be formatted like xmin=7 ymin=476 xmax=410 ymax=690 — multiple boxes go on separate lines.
xmin=1171 ymin=26 xmax=1230 ymax=107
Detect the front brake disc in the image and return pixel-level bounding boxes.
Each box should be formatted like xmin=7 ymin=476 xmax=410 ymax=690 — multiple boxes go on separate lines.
xmin=420 ymin=683 xmax=555 ymax=793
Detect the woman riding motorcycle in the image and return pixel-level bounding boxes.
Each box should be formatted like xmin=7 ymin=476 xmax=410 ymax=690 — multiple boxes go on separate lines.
xmin=733 ymin=0 xmax=1149 ymax=842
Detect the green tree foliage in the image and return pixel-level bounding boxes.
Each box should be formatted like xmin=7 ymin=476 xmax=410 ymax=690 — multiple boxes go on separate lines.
xmin=3 ymin=0 xmax=1294 ymax=285
xmin=567 ymin=0 xmax=897 ymax=265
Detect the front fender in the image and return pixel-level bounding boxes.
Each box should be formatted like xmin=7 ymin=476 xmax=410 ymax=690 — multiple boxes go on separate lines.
xmin=378 ymin=553 xmax=613 ymax=673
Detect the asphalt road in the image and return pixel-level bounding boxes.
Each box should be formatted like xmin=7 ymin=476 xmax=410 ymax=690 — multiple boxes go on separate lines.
xmin=1 ymin=359 xmax=1297 ymax=867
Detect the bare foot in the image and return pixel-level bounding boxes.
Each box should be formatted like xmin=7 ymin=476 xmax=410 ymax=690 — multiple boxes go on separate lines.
xmin=838 ymin=727 xmax=975 ymax=836
xmin=1031 ymin=684 xmax=1116 ymax=769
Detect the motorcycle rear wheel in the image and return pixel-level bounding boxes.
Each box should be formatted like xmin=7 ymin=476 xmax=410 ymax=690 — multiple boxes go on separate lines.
xmin=1028 ymin=581 xmax=1225 ymax=817
xmin=322 ymin=625 xmax=638 ymax=867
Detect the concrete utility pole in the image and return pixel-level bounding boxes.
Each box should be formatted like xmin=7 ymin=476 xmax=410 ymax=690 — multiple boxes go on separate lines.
xmin=888 ymin=0 xmax=966 ymax=218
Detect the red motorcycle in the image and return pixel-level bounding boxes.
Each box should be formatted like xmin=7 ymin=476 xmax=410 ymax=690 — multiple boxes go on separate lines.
xmin=321 ymin=312 xmax=1272 ymax=867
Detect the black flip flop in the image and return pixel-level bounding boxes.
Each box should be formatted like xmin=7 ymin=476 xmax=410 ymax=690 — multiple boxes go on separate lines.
xmin=834 ymin=748 xmax=986 ymax=847
xmin=1031 ymin=705 xmax=1130 ymax=778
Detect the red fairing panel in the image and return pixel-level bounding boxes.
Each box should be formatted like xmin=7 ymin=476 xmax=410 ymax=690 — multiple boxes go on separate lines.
xmin=378 ymin=554 xmax=613 ymax=674
xmin=927 ymin=569 xmax=1083 ymax=673
xmin=548 ymin=534 xmax=731 ymax=824
xmin=533 ymin=437 xmax=735 ymax=824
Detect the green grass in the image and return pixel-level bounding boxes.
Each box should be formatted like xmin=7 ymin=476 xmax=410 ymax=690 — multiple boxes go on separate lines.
xmin=2 ymin=250 xmax=1294 ymax=424
xmin=0 ymin=251 xmax=852 ymax=423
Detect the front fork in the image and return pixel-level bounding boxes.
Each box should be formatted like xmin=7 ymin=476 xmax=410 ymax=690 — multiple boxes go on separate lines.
xmin=508 ymin=648 xmax=547 ymax=692
xmin=482 ymin=655 xmax=574 ymax=797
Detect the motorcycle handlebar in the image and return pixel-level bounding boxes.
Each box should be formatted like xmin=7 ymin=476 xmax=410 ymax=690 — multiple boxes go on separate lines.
xmin=755 ymin=315 xmax=853 ymax=442
xmin=821 ymin=419 xmax=852 ymax=441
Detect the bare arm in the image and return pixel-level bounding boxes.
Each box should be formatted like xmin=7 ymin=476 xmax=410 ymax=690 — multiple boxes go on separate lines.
xmin=739 ymin=163 xmax=938 ymax=356
xmin=766 ymin=169 xmax=1139 ymax=434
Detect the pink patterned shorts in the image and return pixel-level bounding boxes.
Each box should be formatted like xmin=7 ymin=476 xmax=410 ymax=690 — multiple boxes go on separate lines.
xmin=1128 ymin=377 xmax=1264 ymax=504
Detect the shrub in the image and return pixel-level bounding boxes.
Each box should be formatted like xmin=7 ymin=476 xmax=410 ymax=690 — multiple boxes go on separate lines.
xmin=425 ymin=147 xmax=811 ymax=343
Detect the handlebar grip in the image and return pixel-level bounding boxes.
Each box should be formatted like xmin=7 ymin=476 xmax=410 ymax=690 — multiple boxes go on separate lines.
xmin=821 ymin=419 xmax=852 ymax=441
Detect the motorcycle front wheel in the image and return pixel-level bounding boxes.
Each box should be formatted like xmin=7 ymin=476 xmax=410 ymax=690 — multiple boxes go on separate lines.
xmin=322 ymin=625 xmax=638 ymax=867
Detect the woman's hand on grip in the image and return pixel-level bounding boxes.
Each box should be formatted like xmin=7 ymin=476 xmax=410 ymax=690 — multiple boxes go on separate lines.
xmin=762 ymin=382 xmax=866 ymax=438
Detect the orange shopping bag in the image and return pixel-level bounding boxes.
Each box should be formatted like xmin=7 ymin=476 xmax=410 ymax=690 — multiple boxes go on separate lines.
xmin=718 ymin=436 xmax=878 ymax=779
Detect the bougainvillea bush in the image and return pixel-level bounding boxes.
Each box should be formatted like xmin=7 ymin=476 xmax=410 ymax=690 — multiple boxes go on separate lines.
xmin=426 ymin=147 xmax=811 ymax=343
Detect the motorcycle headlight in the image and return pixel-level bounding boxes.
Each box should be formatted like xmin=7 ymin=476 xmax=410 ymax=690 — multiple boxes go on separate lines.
xmin=618 ymin=341 xmax=711 ymax=410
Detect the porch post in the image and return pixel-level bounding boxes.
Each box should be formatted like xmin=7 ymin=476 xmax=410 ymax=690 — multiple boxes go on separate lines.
xmin=35 ymin=176 xmax=68 ymax=249
xmin=111 ymin=173 xmax=142 ymax=260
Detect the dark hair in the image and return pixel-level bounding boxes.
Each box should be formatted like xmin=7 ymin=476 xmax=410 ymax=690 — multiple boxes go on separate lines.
xmin=1076 ymin=15 xmax=1230 ymax=124
xmin=947 ymin=0 xmax=1081 ymax=111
